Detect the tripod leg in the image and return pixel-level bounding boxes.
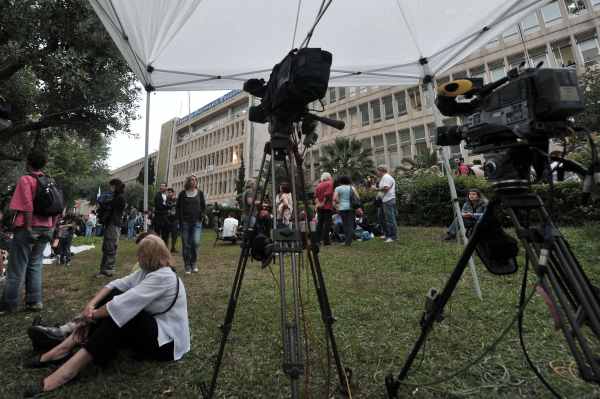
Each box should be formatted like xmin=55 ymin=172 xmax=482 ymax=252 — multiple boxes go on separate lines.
xmin=386 ymin=202 xmax=494 ymax=398
xmin=202 ymin=242 xmax=253 ymax=398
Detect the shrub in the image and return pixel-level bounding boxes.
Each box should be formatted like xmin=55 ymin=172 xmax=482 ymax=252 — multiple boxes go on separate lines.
xmin=393 ymin=175 xmax=599 ymax=227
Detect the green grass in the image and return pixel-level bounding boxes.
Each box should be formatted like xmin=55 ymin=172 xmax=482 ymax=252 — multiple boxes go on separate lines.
xmin=1 ymin=226 xmax=600 ymax=398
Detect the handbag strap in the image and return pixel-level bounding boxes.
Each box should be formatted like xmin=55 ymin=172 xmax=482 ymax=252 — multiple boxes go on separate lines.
xmin=151 ymin=267 xmax=180 ymax=317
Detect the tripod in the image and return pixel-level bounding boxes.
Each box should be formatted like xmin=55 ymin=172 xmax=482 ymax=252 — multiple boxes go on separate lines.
xmin=386 ymin=186 xmax=600 ymax=398
xmin=202 ymin=139 xmax=352 ymax=398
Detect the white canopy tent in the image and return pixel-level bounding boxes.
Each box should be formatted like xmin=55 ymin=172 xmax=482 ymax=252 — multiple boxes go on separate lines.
xmin=90 ymin=0 xmax=551 ymax=297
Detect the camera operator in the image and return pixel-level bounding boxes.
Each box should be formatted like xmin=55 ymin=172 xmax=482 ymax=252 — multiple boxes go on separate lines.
xmin=96 ymin=179 xmax=126 ymax=278
xmin=0 ymin=149 xmax=58 ymax=313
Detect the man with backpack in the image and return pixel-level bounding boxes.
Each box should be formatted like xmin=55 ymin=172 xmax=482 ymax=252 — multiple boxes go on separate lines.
xmin=96 ymin=179 xmax=126 ymax=278
xmin=1 ymin=149 xmax=63 ymax=313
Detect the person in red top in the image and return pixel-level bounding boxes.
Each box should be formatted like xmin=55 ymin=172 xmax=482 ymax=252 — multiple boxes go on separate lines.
xmin=314 ymin=172 xmax=334 ymax=246
xmin=1 ymin=149 xmax=57 ymax=313
xmin=455 ymin=157 xmax=472 ymax=176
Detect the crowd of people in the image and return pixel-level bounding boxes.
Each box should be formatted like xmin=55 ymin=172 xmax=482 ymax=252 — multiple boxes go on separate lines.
xmin=0 ymin=146 xmax=490 ymax=397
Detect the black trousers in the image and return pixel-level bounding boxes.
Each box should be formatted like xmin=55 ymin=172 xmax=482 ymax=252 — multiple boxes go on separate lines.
xmin=316 ymin=208 xmax=333 ymax=245
xmin=339 ymin=210 xmax=354 ymax=246
xmin=164 ymin=221 xmax=178 ymax=250
xmin=83 ymin=289 xmax=174 ymax=366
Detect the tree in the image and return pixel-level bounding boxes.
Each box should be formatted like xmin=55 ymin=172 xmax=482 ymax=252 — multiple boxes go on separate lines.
xmin=395 ymin=151 xmax=441 ymax=177
xmin=0 ymin=0 xmax=139 ymax=162
xmin=577 ymin=66 xmax=600 ymax=134
xmin=319 ymin=137 xmax=375 ymax=182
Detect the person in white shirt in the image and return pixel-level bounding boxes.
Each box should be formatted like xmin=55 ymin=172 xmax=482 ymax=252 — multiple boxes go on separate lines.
xmin=222 ymin=213 xmax=239 ymax=243
xmin=375 ymin=165 xmax=397 ymax=242
xmin=22 ymin=235 xmax=190 ymax=397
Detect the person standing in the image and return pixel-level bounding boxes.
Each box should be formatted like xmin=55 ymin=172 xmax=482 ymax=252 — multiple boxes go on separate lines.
xmin=127 ymin=208 xmax=138 ymax=240
xmin=315 ymin=172 xmax=334 ymax=246
xmin=1 ymin=149 xmax=59 ymax=313
xmin=275 ymin=182 xmax=293 ymax=227
xmin=96 ymin=179 xmax=126 ymax=278
xmin=333 ymin=176 xmax=359 ymax=247
xmin=176 ymin=176 xmax=205 ymax=274
xmin=153 ymin=183 xmax=169 ymax=241
xmin=375 ymin=165 xmax=397 ymax=243
xmin=165 ymin=188 xmax=178 ymax=253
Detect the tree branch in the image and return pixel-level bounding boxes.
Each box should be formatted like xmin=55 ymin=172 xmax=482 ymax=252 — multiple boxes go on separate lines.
xmin=0 ymin=113 xmax=105 ymax=140
xmin=0 ymin=149 xmax=24 ymax=162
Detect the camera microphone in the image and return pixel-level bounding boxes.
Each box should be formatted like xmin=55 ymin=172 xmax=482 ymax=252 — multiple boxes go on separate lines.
xmin=304 ymin=113 xmax=345 ymax=130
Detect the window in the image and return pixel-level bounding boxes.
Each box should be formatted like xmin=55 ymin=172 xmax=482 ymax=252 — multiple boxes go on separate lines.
xmin=378 ymin=96 xmax=391 ymax=120
xmin=530 ymin=46 xmax=550 ymax=67
xmin=426 ymin=123 xmax=436 ymax=144
xmin=329 ymin=87 xmax=336 ymax=103
xmin=564 ymin=0 xmax=587 ymax=16
xmin=469 ymin=65 xmax=486 ymax=83
xmin=413 ymin=126 xmax=428 ymax=155
xmin=370 ymin=100 xmax=381 ymax=123
xmin=349 ymin=107 xmax=359 ymax=128
xmin=452 ymin=70 xmax=467 ymax=80
xmin=489 ymin=62 xmax=506 ymax=81
xmin=503 ymin=25 xmax=519 ymax=42
xmin=399 ymin=129 xmax=411 ymax=159
xmin=339 ymin=87 xmax=346 ymax=100
xmin=359 ymin=103 xmax=369 ymax=126
xmin=552 ymin=39 xmax=577 ymax=67
xmin=386 ymin=132 xmax=401 ymax=169
xmin=361 ymin=138 xmax=372 ymax=152
xmin=577 ymin=33 xmax=600 ymax=65
xmin=373 ymin=135 xmax=385 ymax=166
xmin=520 ymin=13 xmax=539 ymax=34
xmin=541 ymin=1 xmax=562 ymax=25
xmin=395 ymin=91 xmax=407 ymax=116
xmin=508 ymin=53 xmax=526 ymax=69
xmin=407 ymin=87 xmax=422 ymax=112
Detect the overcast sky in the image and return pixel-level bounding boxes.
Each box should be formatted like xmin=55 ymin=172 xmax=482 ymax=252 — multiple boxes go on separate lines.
xmin=107 ymin=90 xmax=229 ymax=170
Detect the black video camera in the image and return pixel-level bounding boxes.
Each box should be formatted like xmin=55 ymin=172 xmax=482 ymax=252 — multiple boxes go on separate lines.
xmin=435 ymin=67 xmax=584 ymax=152
xmin=243 ymin=48 xmax=344 ymax=150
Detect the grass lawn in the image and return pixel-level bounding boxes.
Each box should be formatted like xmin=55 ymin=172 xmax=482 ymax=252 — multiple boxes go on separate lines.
xmin=1 ymin=225 xmax=600 ymax=398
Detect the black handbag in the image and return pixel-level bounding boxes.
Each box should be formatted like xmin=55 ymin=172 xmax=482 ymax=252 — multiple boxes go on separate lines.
xmin=350 ymin=187 xmax=362 ymax=210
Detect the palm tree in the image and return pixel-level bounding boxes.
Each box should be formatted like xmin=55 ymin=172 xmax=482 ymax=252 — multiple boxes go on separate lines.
xmin=395 ymin=150 xmax=440 ymax=177
xmin=319 ymin=137 xmax=375 ymax=182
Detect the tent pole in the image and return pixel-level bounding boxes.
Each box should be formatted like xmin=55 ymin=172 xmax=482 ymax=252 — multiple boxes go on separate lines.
xmin=425 ymin=81 xmax=483 ymax=300
xmin=143 ymin=90 xmax=151 ymax=232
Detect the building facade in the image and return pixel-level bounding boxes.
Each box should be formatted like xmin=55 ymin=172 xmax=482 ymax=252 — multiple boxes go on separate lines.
xmin=166 ymin=90 xmax=269 ymax=205
xmin=303 ymin=0 xmax=600 ymax=183
xmin=110 ymin=151 xmax=158 ymax=186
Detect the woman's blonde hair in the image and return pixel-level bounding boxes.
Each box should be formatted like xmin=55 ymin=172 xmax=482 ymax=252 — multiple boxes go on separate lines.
xmin=137 ymin=235 xmax=174 ymax=272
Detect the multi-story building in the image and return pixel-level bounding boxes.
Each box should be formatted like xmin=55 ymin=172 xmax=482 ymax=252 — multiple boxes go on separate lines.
xmin=165 ymin=90 xmax=269 ymax=205
xmin=303 ymin=0 xmax=600 ymax=183
xmin=144 ymin=1 xmax=600 ymax=205
xmin=110 ymin=151 xmax=158 ymax=185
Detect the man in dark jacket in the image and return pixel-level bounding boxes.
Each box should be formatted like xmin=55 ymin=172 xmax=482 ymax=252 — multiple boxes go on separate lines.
xmin=96 ymin=179 xmax=126 ymax=277
xmin=153 ymin=183 xmax=169 ymax=242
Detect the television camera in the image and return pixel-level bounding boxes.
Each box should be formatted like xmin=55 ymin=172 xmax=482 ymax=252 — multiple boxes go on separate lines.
xmin=243 ymin=48 xmax=345 ymax=151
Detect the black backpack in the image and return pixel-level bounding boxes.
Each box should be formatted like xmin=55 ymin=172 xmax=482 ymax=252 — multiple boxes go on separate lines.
xmin=30 ymin=174 xmax=64 ymax=217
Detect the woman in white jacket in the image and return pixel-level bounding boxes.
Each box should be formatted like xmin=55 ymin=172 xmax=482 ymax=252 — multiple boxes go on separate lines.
xmin=23 ymin=235 xmax=190 ymax=397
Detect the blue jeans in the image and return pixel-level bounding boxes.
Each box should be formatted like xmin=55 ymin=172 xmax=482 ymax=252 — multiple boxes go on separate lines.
xmin=181 ymin=222 xmax=202 ymax=271
xmin=2 ymin=227 xmax=51 ymax=309
xmin=85 ymin=225 xmax=94 ymax=237
xmin=127 ymin=222 xmax=136 ymax=239
xmin=382 ymin=199 xmax=397 ymax=240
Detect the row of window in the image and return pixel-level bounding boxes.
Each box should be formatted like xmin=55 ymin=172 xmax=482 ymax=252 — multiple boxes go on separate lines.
xmin=304 ymin=121 xmax=462 ymax=182
xmin=172 ymin=143 xmax=243 ymax=178
xmin=171 ymin=169 xmax=238 ymax=198
xmin=175 ymin=120 xmax=245 ymax=159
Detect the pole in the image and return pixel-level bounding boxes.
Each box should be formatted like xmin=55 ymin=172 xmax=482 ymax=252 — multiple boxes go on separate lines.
xmin=425 ymin=81 xmax=482 ymax=300
xmin=143 ymin=90 xmax=151 ymax=232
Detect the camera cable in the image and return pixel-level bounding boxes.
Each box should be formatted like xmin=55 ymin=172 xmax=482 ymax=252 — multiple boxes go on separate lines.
xmin=517 ymin=249 xmax=563 ymax=398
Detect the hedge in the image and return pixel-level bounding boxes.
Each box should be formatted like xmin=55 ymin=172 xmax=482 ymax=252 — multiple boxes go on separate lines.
xmin=360 ymin=175 xmax=600 ymax=227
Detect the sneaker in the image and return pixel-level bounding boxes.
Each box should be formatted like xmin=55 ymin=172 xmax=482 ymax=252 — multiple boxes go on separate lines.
xmin=0 ymin=302 xmax=17 ymax=314
xmin=95 ymin=271 xmax=114 ymax=278
xmin=192 ymin=268 xmax=199 ymax=273
xmin=27 ymin=325 xmax=66 ymax=352
xmin=379 ymin=235 xmax=386 ymax=239
xmin=185 ymin=271 xmax=191 ymax=275
xmin=25 ymin=303 xmax=43 ymax=312
xmin=442 ymin=234 xmax=456 ymax=241
xmin=384 ymin=238 xmax=395 ymax=243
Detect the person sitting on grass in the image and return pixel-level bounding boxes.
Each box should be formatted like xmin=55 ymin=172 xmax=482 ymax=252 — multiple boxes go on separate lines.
xmin=22 ymin=234 xmax=190 ymax=397
xmin=443 ymin=188 xmax=487 ymax=241
xmin=221 ymin=213 xmax=239 ymax=244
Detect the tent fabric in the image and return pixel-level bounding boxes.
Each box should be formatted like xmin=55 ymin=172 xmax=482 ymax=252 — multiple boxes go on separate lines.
xmin=90 ymin=0 xmax=550 ymax=91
